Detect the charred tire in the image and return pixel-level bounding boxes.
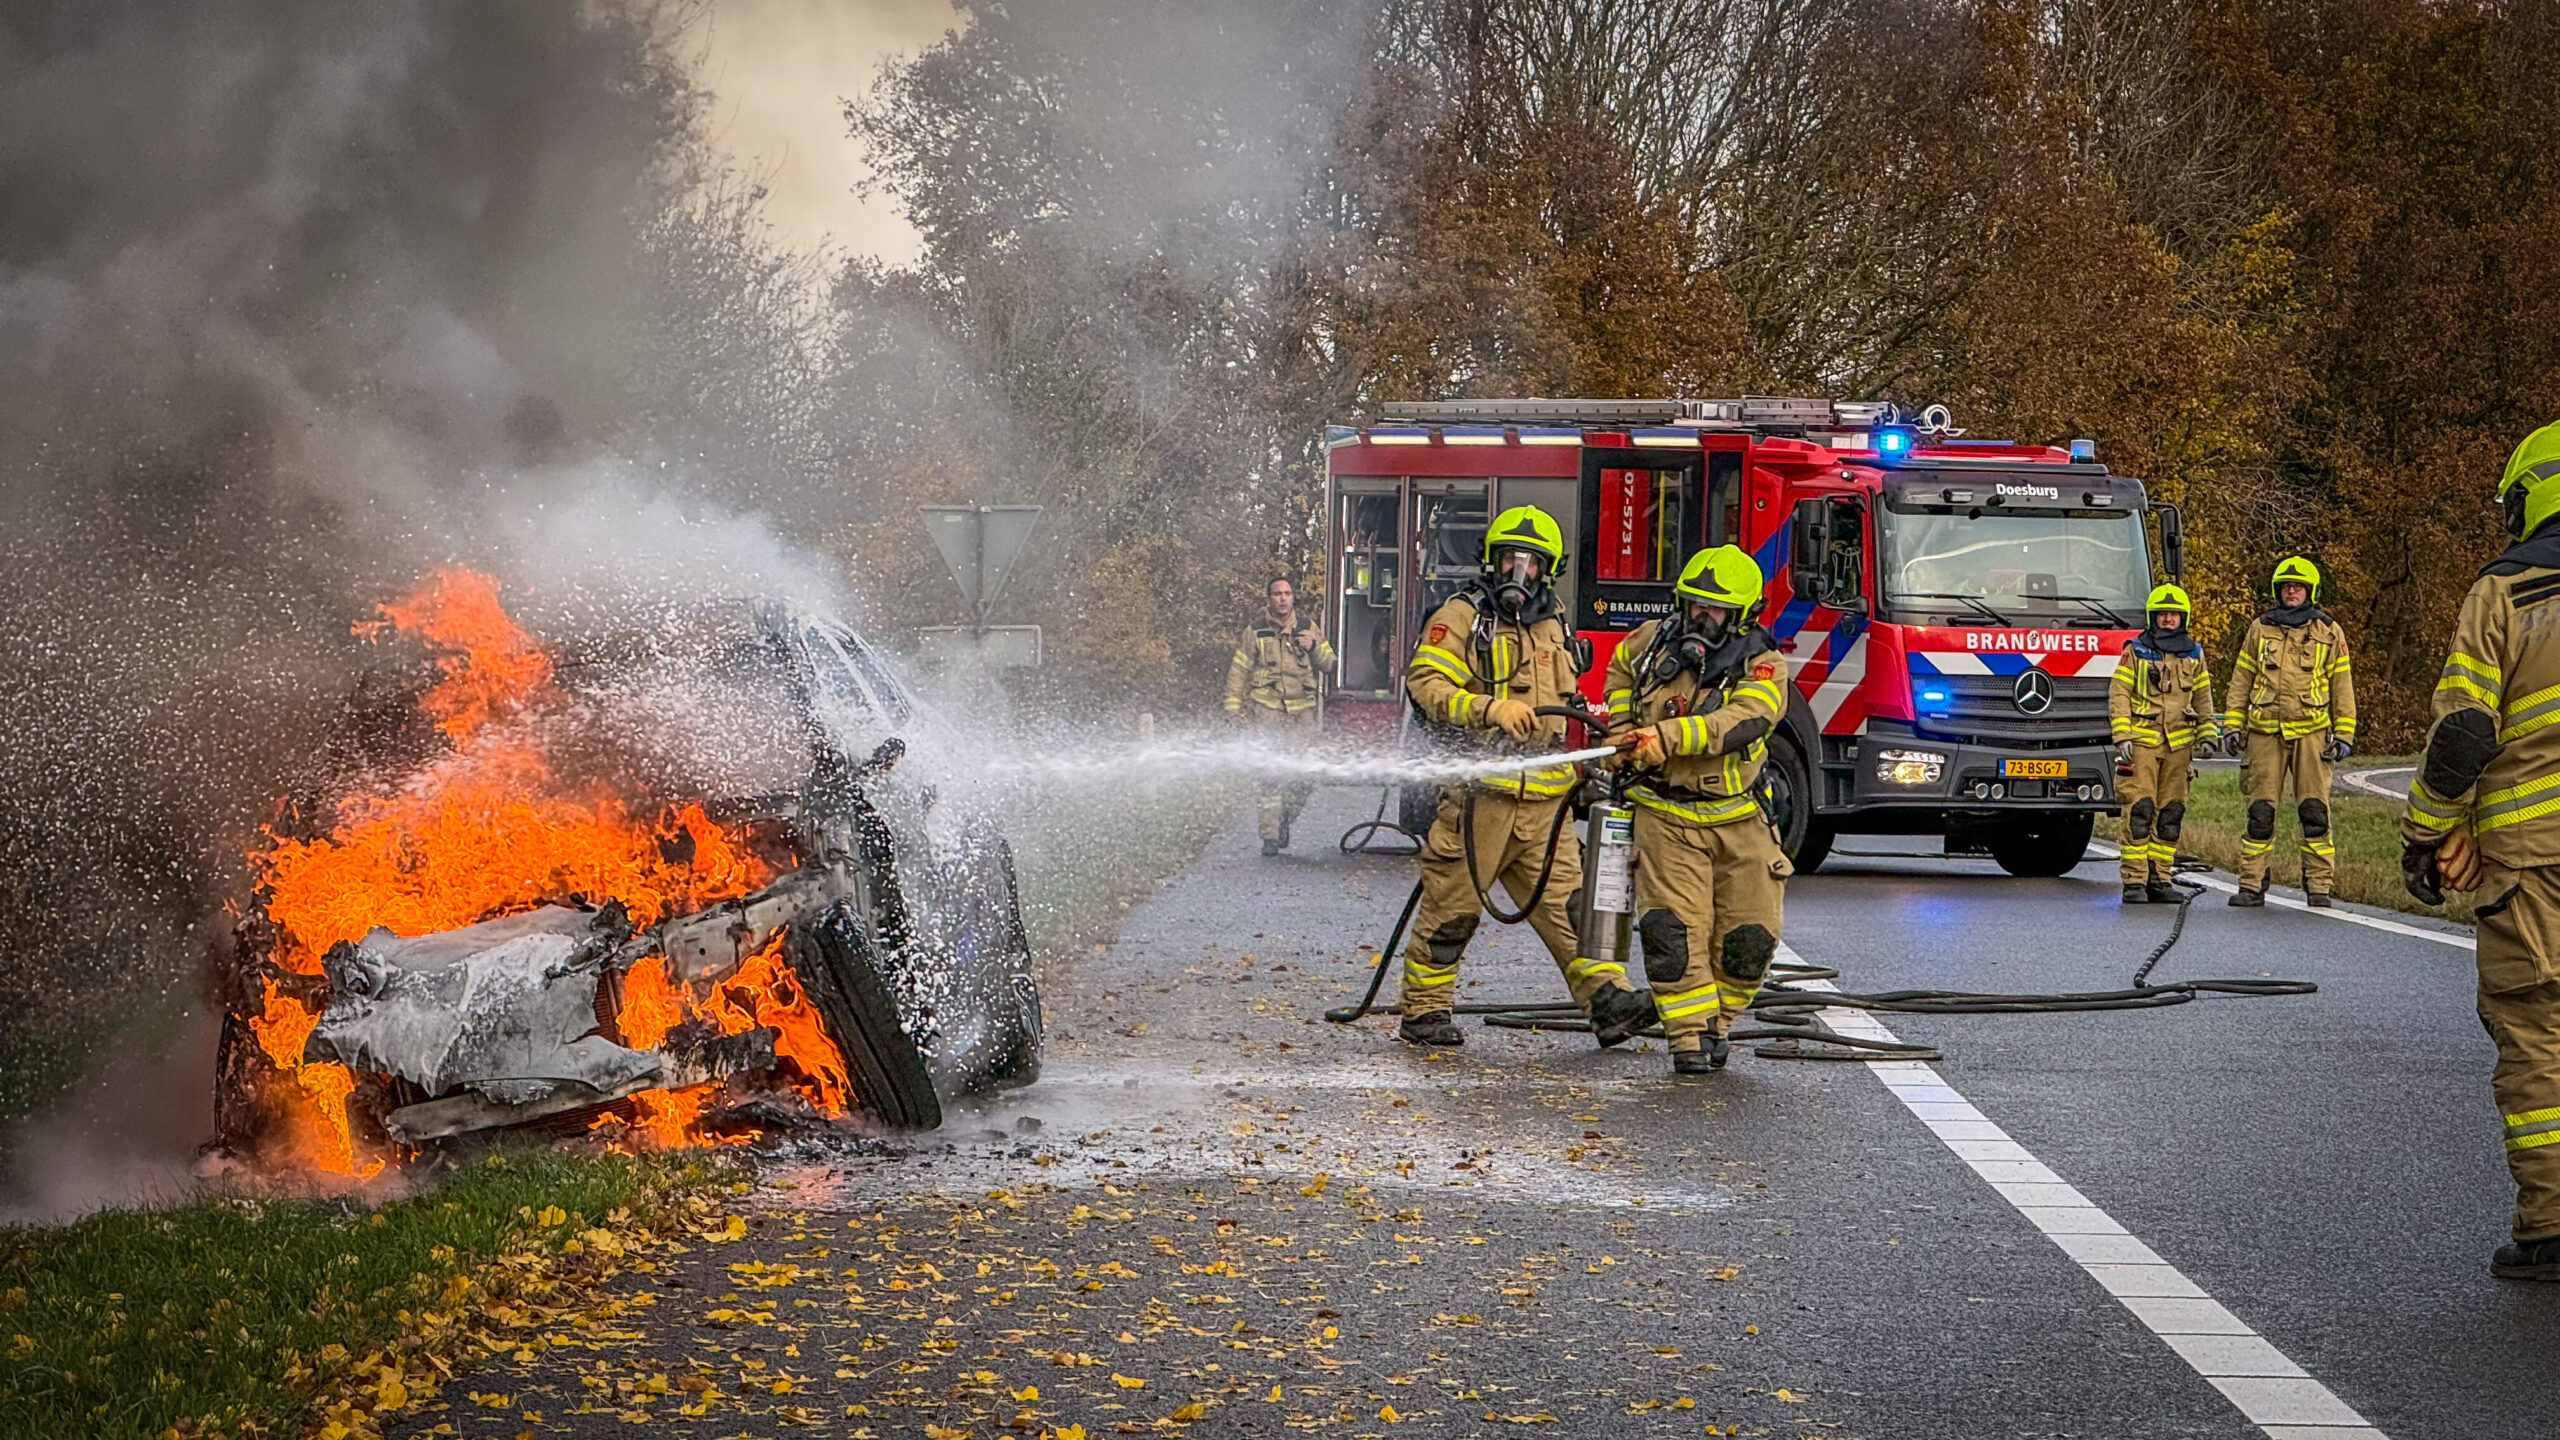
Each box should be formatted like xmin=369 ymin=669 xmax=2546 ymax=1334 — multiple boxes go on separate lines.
xmin=979 ymin=839 xmax=1043 ymax=1089
xmin=1985 ymin=812 xmax=2097 ymax=878
xmin=1766 ymin=731 xmax=1833 ymax=874
xmin=793 ymin=902 xmax=942 ymax=1131
xmin=1398 ymin=782 xmax=1441 ymax=840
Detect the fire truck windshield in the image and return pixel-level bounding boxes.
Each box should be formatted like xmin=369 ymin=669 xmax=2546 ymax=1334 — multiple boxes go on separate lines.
xmin=1879 ymin=502 xmax=2150 ymax=629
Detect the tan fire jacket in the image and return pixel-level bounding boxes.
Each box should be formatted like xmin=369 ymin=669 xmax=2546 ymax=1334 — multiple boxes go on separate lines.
xmin=1224 ymin=617 xmax=1334 ymax=715
xmin=1406 ymin=593 xmax=1580 ymax=800
xmin=2221 ymin=612 xmax=2358 ymax=743
xmin=2403 ymin=560 xmax=2560 ymax=868
xmin=2109 ymin=637 xmax=2219 ymax=750
xmin=1602 ymin=621 xmax=1788 ymax=826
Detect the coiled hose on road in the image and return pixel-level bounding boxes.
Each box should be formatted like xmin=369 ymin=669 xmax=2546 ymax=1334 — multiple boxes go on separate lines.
xmin=1324 ymin=831 xmax=2318 ymax=1062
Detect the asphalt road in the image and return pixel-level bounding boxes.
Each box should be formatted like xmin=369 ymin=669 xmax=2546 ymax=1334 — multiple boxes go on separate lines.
xmin=406 ymin=786 xmax=2559 ymax=1440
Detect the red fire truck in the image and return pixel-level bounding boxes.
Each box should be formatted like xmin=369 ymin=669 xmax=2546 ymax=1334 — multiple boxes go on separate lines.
xmin=1322 ymin=397 xmax=2186 ymax=875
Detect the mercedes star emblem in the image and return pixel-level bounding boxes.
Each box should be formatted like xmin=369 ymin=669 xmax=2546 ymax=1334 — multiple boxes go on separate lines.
xmin=2012 ymin=668 xmax=2055 ymax=715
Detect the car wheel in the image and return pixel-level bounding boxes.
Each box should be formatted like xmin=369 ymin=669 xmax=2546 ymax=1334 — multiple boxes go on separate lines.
xmin=1766 ymin=732 xmax=1833 ymax=874
xmin=978 ymin=839 xmax=1042 ymax=1088
xmin=792 ymin=902 xmax=942 ymax=1130
xmin=1986 ymin=812 xmax=2096 ymax=878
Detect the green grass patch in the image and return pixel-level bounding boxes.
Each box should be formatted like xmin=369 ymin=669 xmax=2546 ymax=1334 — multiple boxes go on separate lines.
xmin=2099 ymin=756 xmax=2476 ymax=924
xmin=0 ymin=1148 xmax=703 ymax=1440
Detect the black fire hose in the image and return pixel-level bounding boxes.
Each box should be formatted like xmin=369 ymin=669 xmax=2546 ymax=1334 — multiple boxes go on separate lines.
xmin=1337 ymin=848 xmax=2319 ymax=1059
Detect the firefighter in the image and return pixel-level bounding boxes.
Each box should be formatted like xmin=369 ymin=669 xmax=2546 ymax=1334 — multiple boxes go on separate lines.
xmin=1603 ymin=547 xmax=1792 ymax=1073
xmin=1398 ymin=505 xmax=1656 ymax=1049
xmin=2401 ymin=418 xmax=2560 ymax=1280
xmin=2219 ymin=556 xmax=2358 ymax=907
xmin=2109 ymin=584 xmax=2219 ymax=904
xmin=1223 ymin=577 xmax=1336 ymax=856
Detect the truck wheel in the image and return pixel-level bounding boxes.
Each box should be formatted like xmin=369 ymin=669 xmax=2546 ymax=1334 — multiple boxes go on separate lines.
xmin=1767 ymin=734 xmax=1833 ymax=874
xmin=1986 ymin=813 xmax=2096 ymax=878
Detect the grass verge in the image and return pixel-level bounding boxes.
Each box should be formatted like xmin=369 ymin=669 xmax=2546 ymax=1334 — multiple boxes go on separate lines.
xmin=2097 ymin=756 xmax=2477 ymax=924
xmin=0 ymin=1148 xmax=719 ymax=1440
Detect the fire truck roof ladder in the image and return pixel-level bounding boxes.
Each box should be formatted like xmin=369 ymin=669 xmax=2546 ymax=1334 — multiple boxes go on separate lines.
xmin=1376 ymin=396 xmax=1899 ymax=433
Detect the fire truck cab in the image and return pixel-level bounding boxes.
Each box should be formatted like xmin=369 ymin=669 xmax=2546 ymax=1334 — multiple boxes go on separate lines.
xmin=1322 ymin=397 xmax=2185 ymax=876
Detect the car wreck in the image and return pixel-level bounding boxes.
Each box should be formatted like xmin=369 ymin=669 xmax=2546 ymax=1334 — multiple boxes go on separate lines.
xmin=214 ymin=572 xmax=1037 ymax=1174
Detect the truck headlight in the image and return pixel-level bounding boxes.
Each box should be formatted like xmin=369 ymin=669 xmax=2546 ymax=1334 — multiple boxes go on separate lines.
xmin=1874 ymin=748 xmax=1946 ymax=786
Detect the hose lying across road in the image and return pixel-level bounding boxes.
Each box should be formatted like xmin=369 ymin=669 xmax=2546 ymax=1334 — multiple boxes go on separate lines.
xmin=1325 ymin=864 xmax=2319 ymax=1063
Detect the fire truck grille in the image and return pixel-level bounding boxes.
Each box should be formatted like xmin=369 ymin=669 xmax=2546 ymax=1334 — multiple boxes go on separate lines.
xmin=1911 ymin=672 xmax=2113 ymax=747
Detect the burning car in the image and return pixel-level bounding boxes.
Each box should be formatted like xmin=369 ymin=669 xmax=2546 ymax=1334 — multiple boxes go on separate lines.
xmin=214 ymin=570 xmax=1038 ymax=1176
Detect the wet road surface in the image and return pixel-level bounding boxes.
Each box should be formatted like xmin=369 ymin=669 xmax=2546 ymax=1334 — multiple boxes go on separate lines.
xmin=401 ymin=786 xmax=2560 ymax=1440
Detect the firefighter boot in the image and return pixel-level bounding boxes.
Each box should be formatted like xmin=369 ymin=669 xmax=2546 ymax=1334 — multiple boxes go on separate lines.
xmin=2307 ymin=892 xmax=2334 ymax=908
xmin=2121 ymin=884 xmax=2148 ymax=905
xmin=2146 ymin=880 xmax=2181 ymax=904
xmin=2492 ymin=1234 xmax=2560 ymax=1282
xmin=2228 ymin=886 xmax=2266 ymax=907
xmin=1262 ymin=838 xmax=1282 ymax=857
xmin=1672 ymin=1032 xmax=1731 ymax=1075
xmin=1589 ymin=984 xmax=1658 ymax=1049
xmin=1398 ymin=1011 xmax=1463 ymax=1047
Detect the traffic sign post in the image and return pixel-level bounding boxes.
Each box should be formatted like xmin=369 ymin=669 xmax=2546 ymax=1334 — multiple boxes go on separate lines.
xmin=919 ymin=504 xmax=1043 ymax=669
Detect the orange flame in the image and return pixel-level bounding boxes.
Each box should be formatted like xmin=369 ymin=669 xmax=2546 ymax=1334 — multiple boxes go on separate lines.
xmin=242 ymin=566 xmax=827 ymax=1174
xmin=608 ymin=935 xmax=855 ymax=1141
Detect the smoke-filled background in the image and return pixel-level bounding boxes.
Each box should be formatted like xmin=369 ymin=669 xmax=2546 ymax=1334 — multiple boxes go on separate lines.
xmin=5 ymin=0 xmax=2560 ymax=1208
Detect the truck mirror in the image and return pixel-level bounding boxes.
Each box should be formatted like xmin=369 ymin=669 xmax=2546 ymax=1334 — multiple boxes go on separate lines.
xmin=2154 ymin=502 xmax=2186 ymax=580
xmin=1790 ymin=497 xmax=1826 ymax=601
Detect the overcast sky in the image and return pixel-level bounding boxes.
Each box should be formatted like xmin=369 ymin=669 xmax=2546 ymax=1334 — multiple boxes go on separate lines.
xmin=687 ymin=0 xmax=957 ymax=265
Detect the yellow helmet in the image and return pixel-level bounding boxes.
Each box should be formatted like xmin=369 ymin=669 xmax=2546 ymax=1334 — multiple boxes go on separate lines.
xmin=2269 ymin=555 xmax=2322 ymax=604
xmin=2145 ymin=583 xmax=2191 ymax=618
xmin=2499 ymin=419 xmax=2560 ymax=538
xmin=1675 ymin=545 xmax=1766 ymax=615
xmin=1482 ymin=505 xmax=1567 ymax=574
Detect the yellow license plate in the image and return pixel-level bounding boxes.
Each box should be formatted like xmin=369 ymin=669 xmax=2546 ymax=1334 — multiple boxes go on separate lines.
xmin=2002 ymin=758 xmax=2068 ymax=778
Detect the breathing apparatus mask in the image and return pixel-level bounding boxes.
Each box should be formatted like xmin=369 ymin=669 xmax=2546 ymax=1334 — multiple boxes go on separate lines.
xmin=1652 ymin=601 xmax=1740 ymax=682
xmin=1488 ymin=546 xmax=1548 ymax=622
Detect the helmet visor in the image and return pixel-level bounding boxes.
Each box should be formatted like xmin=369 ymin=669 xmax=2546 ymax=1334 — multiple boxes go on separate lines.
xmin=1492 ymin=547 xmax=1546 ymax=586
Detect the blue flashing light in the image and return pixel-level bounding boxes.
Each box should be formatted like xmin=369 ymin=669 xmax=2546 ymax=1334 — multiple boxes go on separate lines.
xmin=1916 ymin=683 xmax=1953 ymax=711
xmin=1873 ymin=425 xmax=1918 ymax=462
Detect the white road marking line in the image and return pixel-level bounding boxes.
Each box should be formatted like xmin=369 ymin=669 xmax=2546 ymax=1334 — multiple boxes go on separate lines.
xmin=1786 ymin=947 xmax=2390 ymax=1440
xmin=2088 ymin=841 xmax=2473 ymax=951
xmin=2338 ymin=766 xmax=2414 ymax=798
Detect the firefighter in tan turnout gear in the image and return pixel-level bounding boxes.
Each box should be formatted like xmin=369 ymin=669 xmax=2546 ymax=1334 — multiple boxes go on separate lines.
xmin=2221 ymin=556 xmax=2358 ymax=906
xmin=2109 ymin=584 xmax=2219 ymax=904
xmin=1397 ymin=505 xmax=1656 ymax=1049
xmin=1224 ymin=577 xmax=1336 ymax=856
xmin=1603 ymin=547 xmax=1792 ymax=1074
xmin=2403 ymin=419 xmax=2560 ymax=1281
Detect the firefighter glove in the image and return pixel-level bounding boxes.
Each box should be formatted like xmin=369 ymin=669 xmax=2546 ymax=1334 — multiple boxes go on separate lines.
xmin=2401 ymin=839 xmax=2442 ymax=907
xmin=2113 ymin=740 xmax=2133 ymax=773
xmin=1485 ymin=696 xmax=1539 ymax=739
xmin=2324 ymin=737 xmax=2353 ymax=762
xmin=2223 ymin=731 xmax=2247 ymax=759
xmin=1624 ymin=724 xmax=1667 ymax=768
xmin=2439 ymin=826 xmax=2483 ymax=892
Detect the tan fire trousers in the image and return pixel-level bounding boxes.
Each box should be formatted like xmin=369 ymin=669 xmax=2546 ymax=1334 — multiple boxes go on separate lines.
xmin=1247 ymin=703 xmax=1317 ymax=843
xmin=2475 ymin=864 xmax=2560 ymax=1239
xmin=2117 ymin=743 xmax=2194 ymax=885
xmin=1399 ymin=788 xmax=1625 ymax=1018
xmin=1631 ymin=809 xmax=1789 ymax=1051
xmin=2238 ymin=731 xmax=2337 ymax=894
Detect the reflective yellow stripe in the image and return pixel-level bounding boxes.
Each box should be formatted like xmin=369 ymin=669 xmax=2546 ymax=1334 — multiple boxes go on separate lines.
xmin=2439 ymin=675 xmax=2501 ymax=708
xmin=1628 ymin=788 xmax=1760 ymax=825
xmin=2504 ymin=1104 xmax=2560 ymax=1129
xmin=2333 ymin=717 xmax=2357 ymax=738
xmin=2445 ymin=651 xmax=2504 ymax=689
xmin=1656 ymin=985 xmax=1722 ymax=1020
xmin=2303 ymin=840 xmax=2335 ymax=856
xmin=2240 ymin=839 xmax=2275 ymax=856
xmin=1412 ymin=645 xmax=1469 ymax=684
xmin=2404 ymin=780 xmax=2465 ymax=828
xmin=1736 ymin=679 xmax=1786 ymax=710
xmin=1443 ymin=693 xmax=1478 ymax=725
xmin=2509 ymin=1131 xmax=2560 ymax=1151
xmin=1566 ymin=957 xmax=1629 ymax=987
xmin=1476 ymin=768 xmax=1577 ymax=798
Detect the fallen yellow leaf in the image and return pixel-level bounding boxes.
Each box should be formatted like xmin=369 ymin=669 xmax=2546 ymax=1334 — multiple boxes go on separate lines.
xmin=1170 ymin=1401 xmax=1205 ymax=1421
xmin=1299 ymin=1174 xmax=1330 ymax=1197
xmin=1378 ymin=1404 xmax=1400 ymax=1421
xmin=1774 ymin=1388 xmax=1806 ymax=1402
xmin=1711 ymin=1265 xmax=1742 ymax=1281
xmin=1113 ymin=1373 xmax=1146 ymax=1389
xmin=1010 ymin=1384 xmax=1039 ymax=1401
